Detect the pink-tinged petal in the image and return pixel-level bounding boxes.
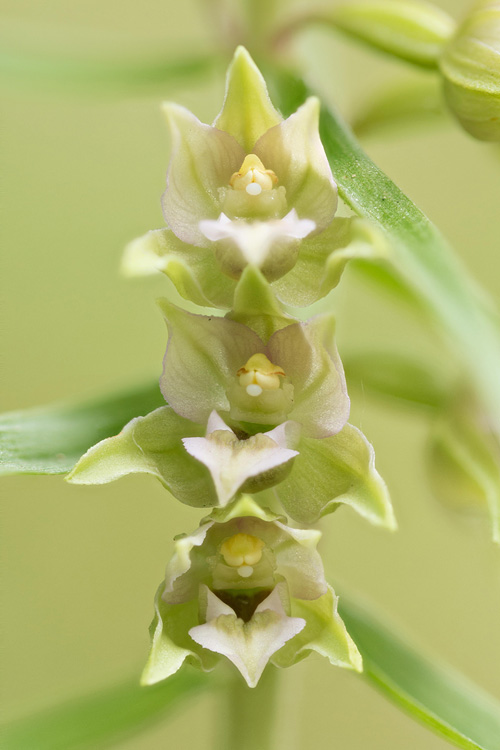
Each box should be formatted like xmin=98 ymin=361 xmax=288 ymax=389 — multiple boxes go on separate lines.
xmin=254 ymin=97 xmax=337 ymax=233
xmin=189 ymin=585 xmax=305 ymax=687
xmin=273 ymin=523 xmax=327 ymax=601
xmin=268 ymin=315 xmax=350 ymax=438
xmin=159 ymin=299 xmax=263 ymax=424
xmin=161 ymin=103 xmax=245 ymax=246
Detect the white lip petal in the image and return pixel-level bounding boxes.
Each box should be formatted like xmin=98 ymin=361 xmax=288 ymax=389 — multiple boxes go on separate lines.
xmin=182 ymin=415 xmax=299 ymax=506
xmin=189 ymin=585 xmax=305 ymax=688
xmin=199 ymin=210 xmax=316 ymax=267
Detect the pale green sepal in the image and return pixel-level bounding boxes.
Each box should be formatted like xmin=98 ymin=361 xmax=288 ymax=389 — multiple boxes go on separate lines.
xmin=227 ymin=265 xmax=293 ymax=341
xmin=121 ymin=230 xmax=172 ymax=277
xmin=205 ymin=493 xmax=284 ymax=525
xmin=428 ymin=396 xmax=500 ymax=544
xmin=141 ymin=583 xmax=218 ymax=686
xmin=440 ymin=0 xmax=500 ymax=141
xmin=66 ymin=406 xmax=219 ymax=508
xmin=276 ymin=423 xmax=396 ymax=528
xmin=272 ymin=217 xmax=389 ymax=308
xmin=329 ymin=0 xmax=455 ymax=68
xmin=161 ymin=103 xmax=245 ymax=246
xmin=255 ymin=97 xmax=337 ymax=233
xmin=122 ymin=229 xmax=235 ymax=309
xmin=214 ymin=46 xmax=282 ymax=151
xmin=273 ymin=586 xmax=362 ymax=672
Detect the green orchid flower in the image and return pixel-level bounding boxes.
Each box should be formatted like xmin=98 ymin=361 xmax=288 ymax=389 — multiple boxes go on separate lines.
xmin=67 ymin=407 xmax=300 ymax=509
xmin=141 ymin=496 xmax=362 ymax=688
xmin=122 ymin=46 xmax=384 ymax=308
xmin=159 ymin=299 xmax=349 ymax=438
xmin=158 ymin=300 xmax=395 ymax=527
xmin=67 ymin=299 xmax=393 ymax=528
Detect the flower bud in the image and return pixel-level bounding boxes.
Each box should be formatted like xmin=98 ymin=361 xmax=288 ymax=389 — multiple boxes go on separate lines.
xmin=440 ymin=1 xmax=500 ymax=140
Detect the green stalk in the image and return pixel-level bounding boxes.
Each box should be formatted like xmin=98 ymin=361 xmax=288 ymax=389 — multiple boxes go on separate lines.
xmin=219 ymin=667 xmax=280 ymax=750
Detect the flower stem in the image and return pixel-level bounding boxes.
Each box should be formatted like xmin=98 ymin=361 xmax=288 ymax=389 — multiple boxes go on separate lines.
xmin=219 ymin=666 xmax=279 ymax=750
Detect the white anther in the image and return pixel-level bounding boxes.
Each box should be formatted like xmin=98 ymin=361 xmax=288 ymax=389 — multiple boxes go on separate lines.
xmin=246 ymin=182 xmax=262 ymax=196
xmin=246 ymin=384 xmax=263 ymax=397
xmin=237 ymin=565 xmax=254 ymax=578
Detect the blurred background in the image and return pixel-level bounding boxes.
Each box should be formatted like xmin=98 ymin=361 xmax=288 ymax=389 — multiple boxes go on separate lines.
xmin=2 ymin=0 xmax=499 ymax=747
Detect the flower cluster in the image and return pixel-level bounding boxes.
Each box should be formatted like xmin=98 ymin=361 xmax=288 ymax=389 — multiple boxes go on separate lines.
xmin=68 ymin=47 xmax=395 ymax=687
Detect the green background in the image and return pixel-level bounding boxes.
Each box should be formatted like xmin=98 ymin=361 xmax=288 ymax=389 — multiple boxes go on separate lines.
xmin=2 ymin=0 xmax=499 ymax=747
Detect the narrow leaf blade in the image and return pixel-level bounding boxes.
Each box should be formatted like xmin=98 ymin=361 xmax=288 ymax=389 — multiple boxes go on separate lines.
xmin=2 ymin=671 xmax=211 ymax=750
xmin=340 ymin=597 xmax=500 ymax=750
xmin=0 ymin=50 xmax=219 ymax=95
xmin=0 ymin=383 xmax=165 ymax=475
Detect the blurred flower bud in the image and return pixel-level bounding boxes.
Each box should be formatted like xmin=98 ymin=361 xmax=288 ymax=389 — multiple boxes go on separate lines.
xmin=440 ymin=1 xmax=500 ymax=140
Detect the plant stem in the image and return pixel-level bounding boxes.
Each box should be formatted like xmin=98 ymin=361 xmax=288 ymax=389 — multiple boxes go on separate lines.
xmin=219 ymin=666 xmax=279 ymax=750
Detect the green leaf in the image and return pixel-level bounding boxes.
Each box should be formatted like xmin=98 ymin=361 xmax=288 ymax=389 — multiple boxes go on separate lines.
xmin=0 ymin=49 xmax=218 ymax=95
xmin=0 ymin=383 xmax=164 ymax=475
xmin=340 ymin=596 xmax=500 ymax=750
xmin=268 ymin=67 xmax=500 ymax=436
xmin=344 ymin=351 xmax=448 ymax=408
xmin=1 ymin=670 xmax=212 ymax=750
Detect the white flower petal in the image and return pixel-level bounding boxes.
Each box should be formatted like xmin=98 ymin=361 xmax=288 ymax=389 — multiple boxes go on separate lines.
xmin=189 ymin=585 xmax=305 ymax=687
xmin=199 ymin=210 xmax=316 ymax=267
xmin=182 ymin=413 xmax=299 ymax=506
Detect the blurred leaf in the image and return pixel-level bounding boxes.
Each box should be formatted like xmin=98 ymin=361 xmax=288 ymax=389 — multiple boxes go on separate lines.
xmin=273 ymin=0 xmax=455 ymax=69
xmin=344 ymin=351 xmax=448 ymax=408
xmin=268 ymin=67 xmax=500 ymax=436
xmin=352 ymin=76 xmax=447 ymax=137
xmin=321 ymin=0 xmax=455 ymax=68
xmin=340 ymin=597 xmax=500 ymax=750
xmin=428 ymin=393 xmax=500 ymax=543
xmin=0 ymin=50 xmax=219 ymax=95
xmin=0 ymin=383 xmax=164 ymax=475
xmin=2 ymin=670 xmax=212 ymax=750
